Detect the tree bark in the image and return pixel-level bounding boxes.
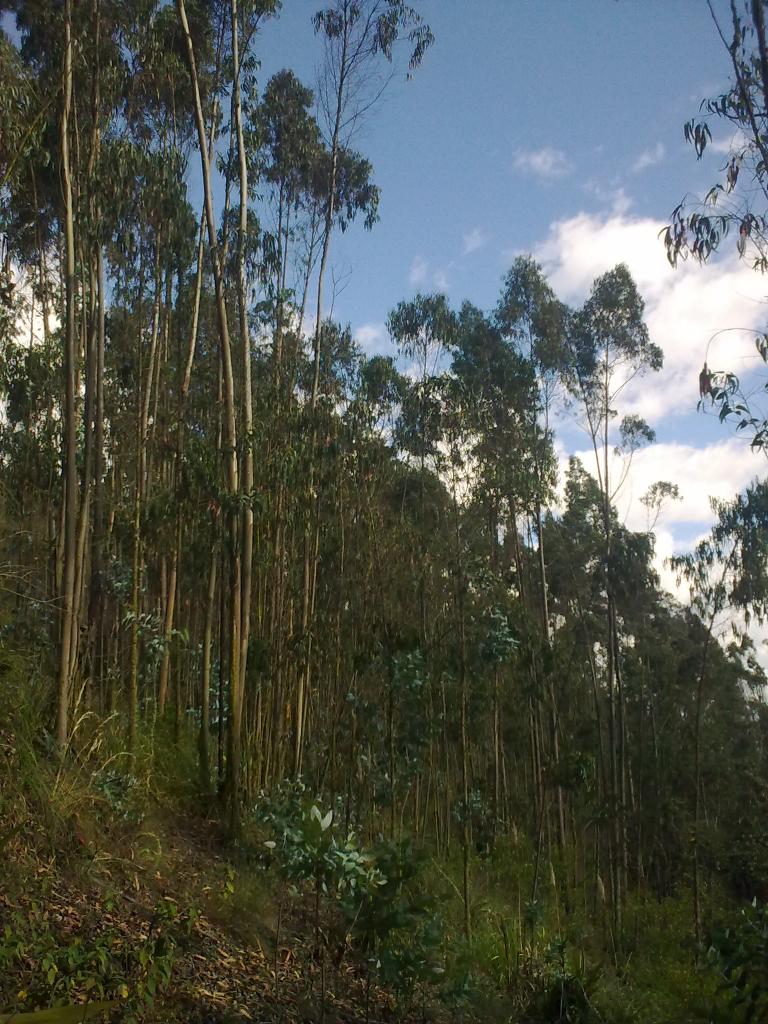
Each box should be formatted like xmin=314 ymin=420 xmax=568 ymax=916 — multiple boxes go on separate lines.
xmin=178 ymin=0 xmax=242 ymax=833
xmin=56 ymin=0 xmax=78 ymax=753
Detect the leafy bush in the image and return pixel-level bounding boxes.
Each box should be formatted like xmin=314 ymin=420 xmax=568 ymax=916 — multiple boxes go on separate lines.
xmin=515 ymin=939 xmax=603 ymax=1023
xmin=0 ymin=896 xmax=195 ymax=1023
xmin=707 ymin=900 xmax=768 ymax=1023
xmin=90 ymin=768 xmax=143 ymax=824
xmin=346 ymin=838 xmax=444 ymax=1004
xmin=255 ymin=785 xmax=381 ymax=898
xmin=254 ymin=784 xmax=446 ymax=1014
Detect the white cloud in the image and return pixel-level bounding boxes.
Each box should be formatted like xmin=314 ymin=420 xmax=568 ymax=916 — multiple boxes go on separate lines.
xmin=578 ymin=439 xmax=761 ymax=532
xmin=407 ymin=256 xmax=451 ymax=293
xmin=607 ymin=188 xmax=632 ymax=217
xmin=561 ymin=438 xmax=764 ymax=605
xmin=540 ymin=205 xmax=768 ymax=654
xmin=433 ymin=268 xmax=449 ymax=292
xmin=462 ymin=227 xmax=489 ymax=255
xmin=650 ymin=527 xmax=685 ymax=599
xmin=708 ymin=128 xmax=751 ymax=155
xmin=354 ymin=322 xmax=393 ymax=357
xmin=535 ymin=209 xmax=768 ymax=425
xmin=513 ymin=146 xmax=572 ymax=180
xmin=582 ymin=180 xmax=633 ymax=216
xmin=409 ymin=256 xmax=428 ymax=287
xmin=632 ymin=141 xmax=665 ymax=173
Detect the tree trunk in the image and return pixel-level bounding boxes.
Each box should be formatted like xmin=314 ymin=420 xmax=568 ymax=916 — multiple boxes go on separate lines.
xmin=231 ymin=0 xmax=254 ymax=732
xmin=178 ymin=0 xmax=242 ymax=834
xmin=56 ymin=0 xmax=78 ymax=753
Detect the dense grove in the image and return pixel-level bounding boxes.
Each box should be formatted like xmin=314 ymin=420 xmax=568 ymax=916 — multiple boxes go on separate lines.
xmin=3 ymin=2 xmax=768 ymax=1021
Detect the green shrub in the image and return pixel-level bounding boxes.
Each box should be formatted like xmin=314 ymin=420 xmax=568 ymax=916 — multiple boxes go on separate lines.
xmin=707 ymin=900 xmax=768 ymax=1023
xmin=0 ymin=896 xmax=195 ymax=1023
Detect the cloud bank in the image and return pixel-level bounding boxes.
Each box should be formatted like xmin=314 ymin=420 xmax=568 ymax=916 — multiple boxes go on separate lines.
xmin=534 ymin=209 xmax=768 ymax=425
xmin=538 ymin=208 xmax=768 ymax=618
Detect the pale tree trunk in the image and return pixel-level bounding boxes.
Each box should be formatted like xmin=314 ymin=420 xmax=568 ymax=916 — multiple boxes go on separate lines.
xmin=601 ymin=351 xmax=623 ymax=946
xmin=157 ymin=522 xmax=179 ymax=714
xmin=200 ymin=540 xmax=218 ymax=794
xmin=294 ymin=16 xmax=350 ymax=777
xmin=178 ymin=0 xmax=242 ymax=834
xmin=691 ymin=572 xmax=726 ymax=947
xmin=160 ymin=48 xmax=223 ymax=717
xmin=83 ymin=0 xmax=103 ymax=711
xmin=68 ymin=259 xmax=97 ymax=703
xmin=56 ymin=0 xmax=78 ymax=753
xmin=488 ymin=499 xmax=501 ymax=823
xmin=155 ymin=273 xmax=176 ymax=719
xmin=128 ymin=265 xmax=161 ymax=753
xmin=450 ymin=455 xmax=471 ymax=942
xmin=231 ymin=0 xmax=254 ymax=729
xmin=535 ymin=497 xmax=566 ymax=851
xmin=88 ymin=246 xmax=106 ymax=711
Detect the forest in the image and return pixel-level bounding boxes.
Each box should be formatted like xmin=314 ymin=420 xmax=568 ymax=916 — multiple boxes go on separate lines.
xmin=2 ymin=1 xmax=768 ymax=1021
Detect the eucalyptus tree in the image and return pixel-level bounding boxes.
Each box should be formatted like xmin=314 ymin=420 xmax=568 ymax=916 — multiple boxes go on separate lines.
xmin=117 ymin=0 xmax=209 ymax=733
xmin=254 ymin=69 xmax=323 ymax=381
xmin=100 ymin=1 xmax=197 ymax=741
xmin=0 ymin=316 xmax=60 ymax=634
xmin=309 ymin=0 xmax=432 ymax=406
xmin=15 ymin=0 xmax=113 ymax=746
xmin=447 ymin=303 xmax=535 ymax=837
xmin=348 ymin=354 xmax=404 ymax=440
xmin=666 ymin=0 xmax=768 ymax=270
xmin=231 ymin=1 xmax=280 ymax=789
xmin=0 ymin=32 xmax=42 ymax=195
xmin=566 ymin=264 xmax=661 ymax=939
xmin=113 ymin=155 xmax=168 ymax=753
xmin=544 ymin=457 xmax=609 ymax=837
xmin=388 ymin=293 xmax=455 ymax=649
xmin=178 ymin=0 xmax=280 ymax=823
xmin=54 ymin=0 xmax=77 ymax=752
xmin=1 ymin=0 xmax=84 ymax=750
xmin=248 ymin=86 xmax=387 ymax=788
xmin=293 ymin=143 xmax=380 ymax=775
xmin=671 ymin=478 xmax=768 ymax=943
xmin=388 ymin=295 xmax=494 ymax=925
xmin=544 ymin=462 xmax=751 ymax=926
xmin=288 ymin=0 xmax=432 ymax=779
xmin=495 ymin=259 xmax=568 ymax=849
xmin=440 ymin=371 xmax=487 ymax=940
xmin=0 ymin=0 xmax=195 ymax=749
xmin=664 ymin=0 xmax=768 ymax=450
xmin=495 ymin=258 xmax=566 ymax=632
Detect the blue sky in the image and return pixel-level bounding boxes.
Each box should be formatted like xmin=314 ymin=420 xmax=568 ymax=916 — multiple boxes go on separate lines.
xmin=255 ymin=1 xmax=768 ymax=601
xmin=257 ymin=0 xmax=727 ymax=325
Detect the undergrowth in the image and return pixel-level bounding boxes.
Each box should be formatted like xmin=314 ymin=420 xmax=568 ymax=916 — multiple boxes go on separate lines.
xmin=0 ymin=646 xmax=763 ymax=1023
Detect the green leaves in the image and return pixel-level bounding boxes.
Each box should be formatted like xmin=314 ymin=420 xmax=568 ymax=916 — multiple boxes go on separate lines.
xmin=479 ymin=607 xmax=517 ymax=666
xmin=388 ymin=293 xmax=457 ymax=362
xmin=683 ymin=117 xmax=712 ymax=158
xmin=256 ymin=69 xmax=322 ymax=196
xmin=310 ymin=804 xmax=334 ymax=832
xmin=313 ymin=1 xmax=433 ymax=73
xmin=616 ymin=414 xmax=655 ymax=455
xmin=0 ymin=1003 xmax=115 ymax=1023
xmin=708 ymin=901 xmax=768 ymax=1023
xmin=670 ymin=4 xmax=768 ymax=274
xmin=0 ymin=895 xmax=187 ymax=1023
xmin=575 ymin=263 xmax=659 ymax=375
